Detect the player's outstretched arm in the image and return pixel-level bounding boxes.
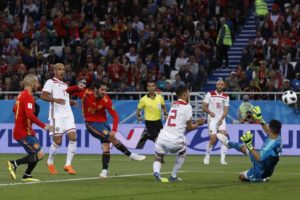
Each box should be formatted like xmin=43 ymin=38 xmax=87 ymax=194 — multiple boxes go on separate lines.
xmin=252 ymin=106 xmax=270 ymax=135
xmin=40 ymin=91 xmax=65 ymax=105
xmin=240 ymin=131 xmax=260 ymax=161
xmin=186 ymin=119 xmax=205 ymax=131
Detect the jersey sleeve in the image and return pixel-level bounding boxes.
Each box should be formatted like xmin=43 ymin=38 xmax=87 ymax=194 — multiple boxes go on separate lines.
xmin=105 ymin=97 xmax=119 ymax=132
xmin=42 ymin=80 xmax=52 ymax=93
xmin=24 ymin=95 xmax=46 ymax=128
xmin=137 ymin=97 xmax=145 ymax=109
xmin=185 ymin=105 xmax=193 ymax=122
xmin=203 ymin=92 xmax=211 ymax=104
xmin=225 ymin=96 xmax=230 ymax=107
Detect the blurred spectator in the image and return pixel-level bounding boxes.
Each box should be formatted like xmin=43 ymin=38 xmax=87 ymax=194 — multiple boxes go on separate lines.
xmin=291 ymin=73 xmax=300 ymax=92
xmin=238 ymin=95 xmax=255 ymax=121
xmin=172 ymin=74 xmax=185 ymax=90
xmin=279 ymin=55 xmax=294 ymax=80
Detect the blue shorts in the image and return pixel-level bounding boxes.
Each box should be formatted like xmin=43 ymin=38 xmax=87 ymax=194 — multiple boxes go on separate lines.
xmin=243 ymin=150 xmax=264 ymax=182
xmin=18 ymin=136 xmax=41 ymax=154
xmin=85 ymin=122 xmax=111 ymax=144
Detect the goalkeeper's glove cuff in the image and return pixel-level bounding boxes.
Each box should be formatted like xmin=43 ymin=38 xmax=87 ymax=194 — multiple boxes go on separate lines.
xmin=258 ymin=118 xmax=266 ymax=125
xmin=245 ymin=142 xmax=254 ymax=151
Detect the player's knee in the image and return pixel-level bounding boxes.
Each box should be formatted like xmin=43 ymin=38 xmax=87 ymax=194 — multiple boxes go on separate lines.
xmin=210 ymin=135 xmax=217 ymax=144
xmin=67 ymin=131 xmax=77 ymax=141
xmin=178 ymin=149 xmax=186 ymax=157
xmin=154 ymin=153 xmax=164 ymax=162
xmin=53 ymin=136 xmax=63 ymax=145
xmin=238 ymin=174 xmax=248 ymax=182
xmin=102 ymin=143 xmax=110 ymax=152
xmin=37 ymin=151 xmax=44 ymax=161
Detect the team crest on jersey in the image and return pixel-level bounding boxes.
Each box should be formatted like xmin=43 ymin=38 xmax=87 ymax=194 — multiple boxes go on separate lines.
xmin=103 ymin=130 xmax=109 ymax=135
xmin=55 ymin=127 xmax=60 ymax=132
xmin=33 ymin=143 xmax=40 ymax=150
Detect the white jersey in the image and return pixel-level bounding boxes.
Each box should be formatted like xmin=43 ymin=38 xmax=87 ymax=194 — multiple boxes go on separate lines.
xmin=42 ymin=78 xmax=74 ymax=120
xmin=158 ymin=99 xmax=192 ymax=142
xmin=203 ymin=91 xmax=229 ymax=120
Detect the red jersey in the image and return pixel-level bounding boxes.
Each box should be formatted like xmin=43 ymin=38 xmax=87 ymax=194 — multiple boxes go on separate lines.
xmin=13 ymin=89 xmax=46 ymax=140
xmin=66 ymin=86 xmax=119 ymax=131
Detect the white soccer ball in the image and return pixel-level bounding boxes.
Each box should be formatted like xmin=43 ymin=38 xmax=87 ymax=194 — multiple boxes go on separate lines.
xmin=282 ymin=90 xmax=298 ymax=105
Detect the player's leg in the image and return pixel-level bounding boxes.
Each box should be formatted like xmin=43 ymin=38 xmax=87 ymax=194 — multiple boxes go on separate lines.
xmin=136 ymin=120 xmax=159 ymax=148
xmin=153 ymin=139 xmax=168 ymax=183
xmin=218 ymin=129 xmax=229 ymax=165
xmin=216 ymin=133 xmax=247 ymax=154
xmin=47 ymin=134 xmax=62 ymax=174
xmin=99 ymin=142 xmax=110 ymax=178
xmin=47 ymin=118 xmax=62 ymax=174
xmin=204 ymin=120 xmax=217 ymax=165
xmin=64 ymin=129 xmax=77 ymax=175
xmin=8 ymin=136 xmax=43 ymax=181
xmin=170 ymin=147 xmax=186 ymax=182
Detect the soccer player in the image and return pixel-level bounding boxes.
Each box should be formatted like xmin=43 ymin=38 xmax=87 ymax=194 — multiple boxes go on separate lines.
xmin=153 ymin=85 xmax=205 ymax=182
xmin=202 ymin=80 xmax=229 ymax=165
xmin=217 ymin=106 xmax=282 ymax=182
xmin=7 ymin=74 xmax=54 ymax=182
xmin=136 ymin=80 xmax=167 ymax=148
xmin=66 ymin=80 xmax=146 ymax=178
xmin=41 ymin=63 xmax=77 ymax=175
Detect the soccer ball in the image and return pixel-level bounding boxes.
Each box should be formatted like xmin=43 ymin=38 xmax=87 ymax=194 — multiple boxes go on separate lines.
xmin=282 ymin=90 xmax=298 ymax=105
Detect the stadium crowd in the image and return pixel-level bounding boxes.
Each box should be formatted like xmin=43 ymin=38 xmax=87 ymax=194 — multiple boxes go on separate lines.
xmin=0 ymin=0 xmax=299 ymax=100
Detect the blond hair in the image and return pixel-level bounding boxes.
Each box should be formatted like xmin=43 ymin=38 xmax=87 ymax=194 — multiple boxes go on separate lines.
xmin=23 ymin=74 xmax=38 ymax=87
xmin=54 ymin=63 xmax=65 ymax=70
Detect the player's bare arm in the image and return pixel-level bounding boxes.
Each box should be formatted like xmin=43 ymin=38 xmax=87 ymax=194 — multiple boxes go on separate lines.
xmin=217 ymin=106 xmax=229 ymax=126
xmin=202 ymin=102 xmax=215 ymax=117
xmin=40 ymin=91 xmax=66 ymax=105
xmin=136 ymin=108 xmax=142 ymax=121
xmin=186 ymin=119 xmax=205 ymax=131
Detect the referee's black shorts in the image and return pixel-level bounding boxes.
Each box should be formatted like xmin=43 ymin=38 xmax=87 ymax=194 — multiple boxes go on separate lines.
xmin=145 ymin=120 xmax=163 ymax=140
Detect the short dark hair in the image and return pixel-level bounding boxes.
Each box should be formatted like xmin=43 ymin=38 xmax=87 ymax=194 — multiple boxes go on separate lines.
xmin=269 ymin=119 xmax=282 ymax=135
xmin=176 ymin=85 xmax=189 ymax=98
xmin=147 ymin=80 xmax=156 ymax=85
xmin=92 ymin=80 xmax=106 ymax=89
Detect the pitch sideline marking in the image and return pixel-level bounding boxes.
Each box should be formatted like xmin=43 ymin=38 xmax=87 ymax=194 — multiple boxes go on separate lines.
xmin=1 ymin=170 xmax=300 ymax=187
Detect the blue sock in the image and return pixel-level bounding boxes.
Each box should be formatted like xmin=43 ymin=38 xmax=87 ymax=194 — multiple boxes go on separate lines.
xmin=228 ymin=142 xmax=243 ymax=151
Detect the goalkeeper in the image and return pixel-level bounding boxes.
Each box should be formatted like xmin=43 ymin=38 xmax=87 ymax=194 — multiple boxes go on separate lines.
xmin=217 ymin=106 xmax=282 ymax=182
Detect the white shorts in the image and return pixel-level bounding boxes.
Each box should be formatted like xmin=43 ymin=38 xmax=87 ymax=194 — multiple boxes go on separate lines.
xmin=155 ymin=137 xmax=186 ymax=155
xmin=49 ymin=117 xmax=76 ymax=136
xmin=208 ymin=117 xmax=226 ymax=134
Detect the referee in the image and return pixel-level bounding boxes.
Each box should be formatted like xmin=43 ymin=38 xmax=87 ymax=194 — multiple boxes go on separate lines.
xmin=136 ymin=80 xmax=167 ymax=148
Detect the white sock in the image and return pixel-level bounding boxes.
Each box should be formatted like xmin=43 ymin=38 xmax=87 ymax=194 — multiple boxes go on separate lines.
xmin=65 ymin=141 xmax=77 ymax=166
xmin=205 ymin=143 xmax=212 ymax=159
xmin=172 ymin=155 xmax=185 ymax=178
xmin=153 ymin=161 xmax=161 ymax=174
xmin=47 ymin=142 xmax=60 ymax=165
xmin=221 ymin=144 xmax=227 ymax=161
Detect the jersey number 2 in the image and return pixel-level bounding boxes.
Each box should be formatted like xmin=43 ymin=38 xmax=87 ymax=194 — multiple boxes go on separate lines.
xmin=167 ymin=110 xmax=177 ymax=127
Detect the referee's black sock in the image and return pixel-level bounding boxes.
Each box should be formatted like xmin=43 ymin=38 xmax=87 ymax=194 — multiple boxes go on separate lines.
xmin=15 ymin=154 xmax=37 ymax=166
xmin=25 ymin=160 xmax=38 ymax=175
xmin=114 ymin=142 xmax=131 ymax=156
xmin=102 ymin=151 xmax=110 ymax=170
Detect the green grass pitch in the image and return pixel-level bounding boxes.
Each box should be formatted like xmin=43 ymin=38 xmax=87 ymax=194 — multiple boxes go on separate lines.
xmin=0 ymin=154 xmax=299 ymax=200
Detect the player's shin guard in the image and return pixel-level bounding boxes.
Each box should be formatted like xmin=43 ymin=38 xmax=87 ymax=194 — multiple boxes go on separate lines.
xmin=47 ymin=142 xmax=60 ymax=165
xmin=66 ymin=140 xmax=77 ymax=166
xmin=114 ymin=141 xmax=131 ymax=156
xmin=25 ymin=160 xmax=38 ymax=175
xmin=153 ymin=161 xmax=162 ymax=174
xmin=102 ymin=151 xmax=110 ymax=170
xmin=204 ymin=143 xmax=212 ymax=164
xmin=16 ymin=154 xmax=38 ymax=166
xmin=171 ymin=151 xmax=186 ymax=178
xmin=220 ymin=144 xmax=228 ymax=164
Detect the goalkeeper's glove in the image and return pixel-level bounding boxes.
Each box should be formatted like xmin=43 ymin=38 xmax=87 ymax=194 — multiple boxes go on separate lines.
xmin=240 ymin=131 xmax=254 ymax=151
xmin=252 ymin=106 xmax=266 ymax=125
